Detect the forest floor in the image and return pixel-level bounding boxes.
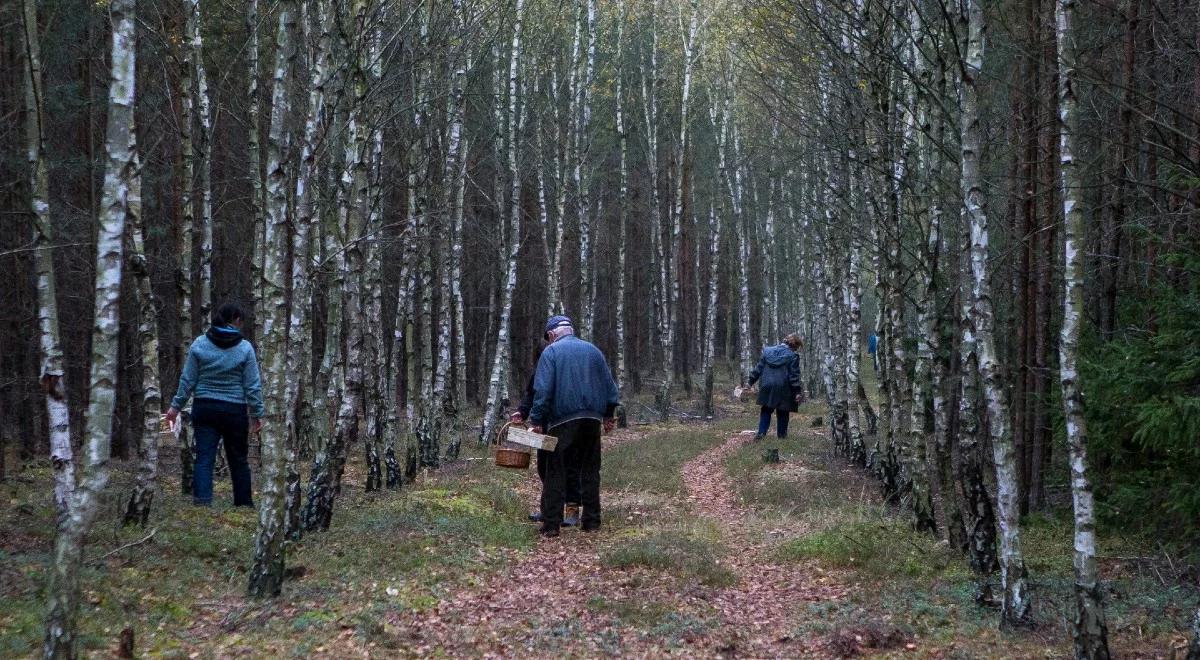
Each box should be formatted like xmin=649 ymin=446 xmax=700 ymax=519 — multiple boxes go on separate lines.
xmin=1 ymin=388 xmax=1196 ymax=658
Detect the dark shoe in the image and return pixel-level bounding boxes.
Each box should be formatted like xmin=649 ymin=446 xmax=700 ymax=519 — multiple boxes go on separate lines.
xmin=753 ymin=433 xmax=765 ymax=442
xmin=562 ymin=504 xmax=580 ymax=527
xmin=528 ymin=511 xmax=543 ymax=523
xmin=581 ymin=521 xmax=601 ymax=533
xmin=539 ymin=526 xmax=560 ymax=538
xmin=193 ymin=500 xmax=213 ymax=507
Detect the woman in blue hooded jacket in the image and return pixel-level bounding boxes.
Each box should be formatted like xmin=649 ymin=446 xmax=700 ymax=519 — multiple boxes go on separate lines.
xmin=747 ymin=334 xmax=806 ymax=441
xmin=165 ymin=303 xmax=264 ymax=507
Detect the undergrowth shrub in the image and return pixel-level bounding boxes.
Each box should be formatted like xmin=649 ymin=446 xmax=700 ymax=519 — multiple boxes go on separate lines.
xmin=1084 ymin=246 xmax=1200 ymax=545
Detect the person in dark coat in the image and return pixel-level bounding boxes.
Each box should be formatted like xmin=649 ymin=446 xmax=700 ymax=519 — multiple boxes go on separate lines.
xmin=747 ymin=333 xmax=806 ymax=441
xmin=529 ymin=315 xmax=620 ymax=538
xmin=511 ymin=341 xmax=583 ymax=527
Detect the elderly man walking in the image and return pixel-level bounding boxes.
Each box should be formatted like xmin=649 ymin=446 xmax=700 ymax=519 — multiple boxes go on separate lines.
xmin=529 ymin=315 xmax=620 ymax=538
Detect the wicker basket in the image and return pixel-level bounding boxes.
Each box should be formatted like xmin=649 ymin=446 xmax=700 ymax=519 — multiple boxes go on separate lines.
xmin=493 ymin=422 xmax=532 ymax=470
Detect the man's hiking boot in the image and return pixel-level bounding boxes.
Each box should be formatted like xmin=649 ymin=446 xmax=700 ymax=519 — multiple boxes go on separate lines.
xmin=528 ymin=510 xmax=543 ymax=523
xmin=538 ymin=525 xmax=560 ymax=538
xmin=562 ymin=504 xmax=581 ymax=527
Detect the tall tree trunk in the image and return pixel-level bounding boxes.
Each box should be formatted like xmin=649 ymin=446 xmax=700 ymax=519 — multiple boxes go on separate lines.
xmin=248 ymin=0 xmax=265 ymax=341
xmin=248 ymin=0 xmax=296 ymax=598
xmin=122 ymin=163 xmax=162 ymax=527
xmin=961 ymin=0 xmax=1032 ymax=626
xmin=22 ymin=0 xmax=75 ymax=527
xmin=177 ymin=0 xmax=196 ymax=496
xmin=440 ymin=0 xmax=468 ymax=463
xmin=576 ymin=0 xmax=598 ymax=336
xmin=43 ymin=0 xmax=135 ymax=651
xmin=185 ymin=0 xmax=214 ymax=321
xmin=614 ymin=0 xmax=629 ymax=391
xmin=658 ymin=0 xmax=699 ymax=420
xmin=479 ymin=0 xmax=526 ymax=446
xmin=1056 ymin=0 xmax=1111 ymax=653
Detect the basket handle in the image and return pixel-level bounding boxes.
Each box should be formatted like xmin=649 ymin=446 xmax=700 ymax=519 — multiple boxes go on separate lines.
xmin=493 ymin=420 xmax=526 ymax=447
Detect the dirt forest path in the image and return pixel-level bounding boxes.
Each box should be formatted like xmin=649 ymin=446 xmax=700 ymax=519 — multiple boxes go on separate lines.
xmin=387 ymin=427 xmax=850 ymax=658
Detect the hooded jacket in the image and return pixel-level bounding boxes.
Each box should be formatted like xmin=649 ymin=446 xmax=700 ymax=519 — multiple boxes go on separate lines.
xmin=529 ymin=335 xmax=620 ymax=430
xmin=748 ymin=344 xmax=804 ymax=412
xmin=171 ymin=326 xmax=265 ymax=417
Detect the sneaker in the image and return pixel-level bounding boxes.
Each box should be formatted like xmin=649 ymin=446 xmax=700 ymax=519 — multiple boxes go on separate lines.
xmin=538 ymin=526 xmax=560 ymax=538
xmin=528 ymin=511 xmax=543 ymax=523
xmin=562 ymin=504 xmax=581 ymax=527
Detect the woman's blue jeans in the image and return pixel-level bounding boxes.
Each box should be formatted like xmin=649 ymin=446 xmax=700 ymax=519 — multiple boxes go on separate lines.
xmin=191 ymin=398 xmax=254 ymax=506
xmin=758 ymin=406 xmax=790 ymax=438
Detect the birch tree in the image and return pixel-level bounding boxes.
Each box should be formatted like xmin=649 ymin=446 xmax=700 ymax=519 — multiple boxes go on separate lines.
xmin=22 ymin=0 xmax=74 ymax=527
xmin=248 ymin=0 xmax=297 ymax=598
xmin=960 ymin=0 xmax=1031 ymax=625
xmin=479 ymin=0 xmax=526 ymax=446
xmin=1056 ymin=0 xmax=1110 ymax=652
xmin=122 ymin=161 xmax=163 ymax=528
xmin=185 ymin=0 xmax=215 ymax=321
xmin=43 ymin=0 xmax=135 ymax=651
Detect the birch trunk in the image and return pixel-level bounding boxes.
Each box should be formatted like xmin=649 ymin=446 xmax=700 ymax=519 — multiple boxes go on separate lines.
xmin=177 ymin=0 xmax=196 ymax=495
xmin=304 ymin=0 xmax=370 ymax=530
xmin=1056 ymin=0 xmax=1111 ymax=652
xmin=248 ymin=1 xmax=296 ymax=598
xmin=576 ymin=0 xmax=598 ymax=336
xmin=285 ymin=0 xmax=332 ymax=539
xmin=659 ymin=0 xmax=700 ymax=420
xmin=479 ymin=0 xmax=526 ymax=446
xmin=961 ymin=0 xmax=1031 ymax=625
xmin=43 ymin=0 xmax=134 ymax=651
xmin=185 ymin=0 xmax=214 ymax=320
xmin=440 ymin=0 xmax=468 ymax=462
xmin=122 ymin=158 xmax=162 ymax=528
xmin=640 ymin=0 xmax=667 ymax=384
xmin=248 ymin=0 xmax=265 ymax=341
xmin=730 ymin=124 xmax=753 ymax=384
xmin=22 ymin=0 xmax=75 ymax=526
xmin=614 ymin=0 xmax=629 ymax=390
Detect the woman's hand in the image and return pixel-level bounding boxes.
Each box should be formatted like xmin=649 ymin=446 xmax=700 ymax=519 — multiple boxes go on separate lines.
xmin=252 ymin=418 xmax=264 ymax=434
xmin=165 ymin=407 xmax=180 ymax=428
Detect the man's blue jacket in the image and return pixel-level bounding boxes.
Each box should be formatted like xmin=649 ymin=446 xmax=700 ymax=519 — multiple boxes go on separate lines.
xmin=530 ymin=335 xmax=620 ymax=430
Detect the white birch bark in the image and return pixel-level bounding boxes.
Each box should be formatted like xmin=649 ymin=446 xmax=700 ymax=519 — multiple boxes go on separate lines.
xmin=122 ymin=155 xmax=162 ymax=528
xmin=177 ymin=0 xmax=196 ymax=495
xmin=248 ymin=0 xmax=265 ymax=341
xmin=614 ymin=0 xmax=629 ymax=390
xmin=576 ymin=0 xmax=598 ymax=336
xmin=185 ymin=0 xmax=214 ymax=320
xmin=479 ymin=0 xmax=526 ymax=445
xmin=439 ymin=0 xmax=468 ymax=463
xmin=248 ymin=0 xmax=296 ymax=598
xmin=729 ymin=123 xmax=753 ymax=383
xmin=43 ymin=0 xmax=134 ymax=651
xmin=285 ymin=0 xmax=332 ymax=538
xmin=658 ymin=0 xmax=700 ymax=420
xmin=1056 ymin=0 xmax=1111 ymax=651
xmin=961 ymin=0 xmax=1031 ymax=625
xmin=22 ymin=0 xmax=75 ymax=527
xmin=640 ymin=0 xmax=667 ymax=381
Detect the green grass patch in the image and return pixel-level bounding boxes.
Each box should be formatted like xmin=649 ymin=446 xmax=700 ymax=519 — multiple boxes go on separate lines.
xmin=603 ymin=425 xmax=725 ymax=495
xmin=776 ymin=520 xmax=960 ymax=579
xmin=601 ymin=525 xmax=735 ymax=588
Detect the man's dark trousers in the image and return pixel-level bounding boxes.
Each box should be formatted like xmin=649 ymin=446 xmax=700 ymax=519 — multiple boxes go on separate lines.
xmin=539 ymin=419 xmax=601 ymax=530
